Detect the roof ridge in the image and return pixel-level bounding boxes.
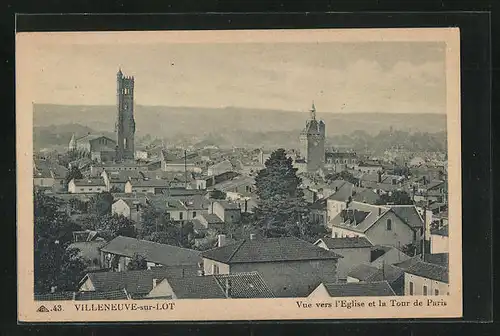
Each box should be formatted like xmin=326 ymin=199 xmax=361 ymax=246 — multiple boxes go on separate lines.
xmin=226 ymin=239 xmax=246 ymax=263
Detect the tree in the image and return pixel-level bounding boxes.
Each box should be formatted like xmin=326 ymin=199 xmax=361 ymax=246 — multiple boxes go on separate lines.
xmin=401 ymin=242 xmax=419 ymax=257
xmin=88 ymin=192 xmax=114 ymax=216
xmin=139 ymin=206 xmax=193 ymax=247
xmin=34 ymin=191 xmax=87 ymax=293
xmin=95 ymin=214 xmax=137 ymax=241
xmin=254 ymin=149 xmax=313 ymax=239
xmin=209 ymin=189 xmax=226 ymax=200
xmin=64 ymin=166 xmax=83 ymax=186
xmin=376 ymin=190 xmax=414 ymax=205
xmin=126 ymin=253 xmax=147 ymax=271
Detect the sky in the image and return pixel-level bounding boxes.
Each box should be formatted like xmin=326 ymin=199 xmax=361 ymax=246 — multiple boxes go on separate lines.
xmin=26 ymin=37 xmax=447 ymax=114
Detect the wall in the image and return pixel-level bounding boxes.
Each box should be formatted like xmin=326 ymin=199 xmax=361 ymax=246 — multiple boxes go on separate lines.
xmin=33 ymin=177 xmax=55 ymax=188
xmin=147 ymin=279 xmax=176 ymax=299
xmin=203 ymin=258 xmax=231 ymax=275
xmin=307 ymin=283 xmax=330 ymax=298
xmin=79 ymin=278 xmax=96 ymax=291
xmin=404 ymin=273 xmax=449 ymax=296
xmin=326 ymin=200 xmax=347 ymax=225
xmin=162 ymin=163 xmax=202 ymax=173
xmin=331 ymin=226 xmax=366 ymax=239
xmin=370 ymin=247 xmax=412 ymax=268
xmin=364 ymin=212 xmax=417 ymax=247
xmin=68 ymin=180 xmax=106 ymax=194
xmin=331 ymin=247 xmax=372 ymax=279
xmin=430 ymin=234 xmax=449 ymax=254
xmin=310 ymin=209 xmax=327 ymax=226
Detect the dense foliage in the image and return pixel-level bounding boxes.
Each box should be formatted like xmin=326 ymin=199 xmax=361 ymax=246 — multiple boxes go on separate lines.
xmin=253 ymin=149 xmax=324 ymax=240
xmin=34 ymin=191 xmax=88 ymax=293
xmin=138 ymin=206 xmax=193 ymax=247
xmin=126 ymin=253 xmax=148 ymax=271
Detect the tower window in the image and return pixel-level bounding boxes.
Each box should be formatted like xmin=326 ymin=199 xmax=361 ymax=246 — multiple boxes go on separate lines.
xmin=386 ymin=219 xmax=392 ymax=231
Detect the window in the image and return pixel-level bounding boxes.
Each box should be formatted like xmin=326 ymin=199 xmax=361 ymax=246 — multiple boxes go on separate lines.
xmin=97 ymin=188 xmax=101 ymax=191
xmin=334 ymin=232 xmax=338 ymax=238
xmin=89 ymin=188 xmax=93 ymax=191
xmin=179 ymin=212 xmax=184 ymax=220
xmin=409 ymin=282 xmax=414 ymax=295
xmin=386 ymin=219 xmax=392 ymax=231
xmin=193 ymin=211 xmax=197 ymax=218
xmin=80 ymin=188 xmax=84 ymax=191
xmin=423 ymin=285 xmax=428 ymax=296
xmin=212 ymin=264 xmax=219 ymax=275
xmin=435 ymin=289 xmax=439 ymax=296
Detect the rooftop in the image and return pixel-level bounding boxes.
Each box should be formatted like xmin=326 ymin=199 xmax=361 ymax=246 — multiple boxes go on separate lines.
xmin=100 ymin=236 xmax=202 ymax=266
xmin=316 ymin=237 xmax=373 ymax=249
xmin=322 ymin=281 xmax=396 ymax=297
xmin=404 ymin=261 xmax=449 ymax=283
xmin=202 ymin=236 xmax=342 ymax=264
xmin=72 ymin=178 xmax=106 ymax=187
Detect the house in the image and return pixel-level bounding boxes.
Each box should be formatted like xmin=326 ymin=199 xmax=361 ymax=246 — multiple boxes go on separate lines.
xmin=329 ymin=201 xmax=424 ymax=248
xmin=403 ymin=260 xmax=449 ymax=296
xmin=210 ymin=200 xmax=241 ymax=224
xmin=355 ymin=163 xmax=384 ymax=174
xmin=111 ymin=198 xmax=147 ymax=223
xmin=207 ymin=160 xmax=234 ymax=176
xmin=33 ymin=159 xmax=68 ymax=192
xmin=308 ymin=281 xmax=395 ymax=298
xmin=310 ymin=198 xmax=327 ymax=226
xmin=99 ymin=236 xmax=202 ymax=271
xmin=71 ymin=134 xmax=117 ymax=163
xmin=346 ymin=263 xmax=405 ymax=295
xmin=146 ymin=194 xmax=210 ymax=222
xmin=68 ymin=178 xmax=107 ymax=194
xmin=146 ymin=271 xmax=274 ymax=299
xmin=90 ymin=162 xmax=148 ymax=177
xmin=67 ymin=239 xmax=108 ymax=271
xmin=201 ymin=236 xmax=342 ymax=297
xmin=370 ymin=245 xmax=412 ymax=268
xmin=160 ymin=149 xmax=202 ymax=173
xmin=101 ymin=170 xmax=143 ymax=192
xmin=325 ymin=151 xmax=358 ymax=170
xmin=78 ymin=266 xmax=200 ymax=299
xmin=210 ymin=175 xmax=256 ymax=199
xmin=124 ymin=179 xmax=179 ymax=194
xmin=35 ymin=289 xmax=131 ymax=301
xmin=430 ymin=226 xmax=449 ymax=254
xmin=194 ymin=213 xmax=225 ymax=231
xmin=314 ymin=237 xmax=374 ymax=280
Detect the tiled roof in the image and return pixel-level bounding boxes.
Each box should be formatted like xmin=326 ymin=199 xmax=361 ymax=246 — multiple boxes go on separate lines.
xmin=317 ymin=237 xmax=373 ymax=249
xmin=215 ymin=200 xmax=241 ymax=210
xmin=202 ymin=237 xmax=342 ymax=264
xmin=72 ymin=178 xmax=106 ymax=187
xmin=127 ymin=179 xmax=172 ymax=188
xmin=404 ymin=261 xmax=449 ymax=283
xmin=84 ymin=266 xmax=200 ymax=294
xmin=104 ymin=170 xmax=143 ymax=182
xmin=100 ymin=236 xmax=202 ymax=266
xmin=323 ymin=281 xmax=396 ymax=297
xmin=330 ymin=202 xmax=390 ymax=233
xmin=166 ymin=276 xmax=227 ymax=299
xmin=213 ymin=272 xmax=275 ymax=298
xmin=388 ymin=205 xmax=424 ymax=229
xmin=34 ymin=292 xmax=76 ymax=301
xmin=211 ymin=176 xmax=255 ymax=192
xmin=365 ymin=264 xmax=405 ymax=283
xmin=75 ymin=289 xmax=129 ymax=300
xmin=347 ymin=263 xmax=380 ymax=280
xmin=34 ymin=289 xmax=130 ymax=301
xmin=326 ymin=182 xmax=355 ymax=202
xmin=423 ymin=253 xmax=449 ymax=268
xmin=200 ymin=213 xmax=223 ymax=224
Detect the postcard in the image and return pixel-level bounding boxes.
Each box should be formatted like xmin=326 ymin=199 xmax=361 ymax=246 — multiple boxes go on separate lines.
xmin=17 ymin=28 xmax=461 ymax=322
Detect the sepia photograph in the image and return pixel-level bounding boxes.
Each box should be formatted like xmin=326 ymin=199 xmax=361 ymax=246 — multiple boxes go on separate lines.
xmin=16 ymin=28 xmax=462 ymax=322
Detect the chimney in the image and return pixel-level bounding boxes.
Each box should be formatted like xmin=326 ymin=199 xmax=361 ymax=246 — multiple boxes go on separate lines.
xmin=218 ymin=234 xmax=226 ymax=247
xmin=225 ymin=279 xmax=232 ymax=298
xmin=250 ymin=233 xmax=256 ymax=240
xmin=152 ymin=278 xmax=158 ymax=288
xmin=378 ymin=207 xmax=382 ymax=216
xmin=377 ymin=171 xmax=382 ymax=183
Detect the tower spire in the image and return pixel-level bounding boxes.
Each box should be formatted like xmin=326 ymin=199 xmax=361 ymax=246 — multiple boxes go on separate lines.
xmin=310 ymin=101 xmax=316 ymax=120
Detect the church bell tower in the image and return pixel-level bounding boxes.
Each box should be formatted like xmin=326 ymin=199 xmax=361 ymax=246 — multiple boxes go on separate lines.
xmin=116 ymin=68 xmax=136 ymax=161
xmin=299 ymin=102 xmax=326 ymax=172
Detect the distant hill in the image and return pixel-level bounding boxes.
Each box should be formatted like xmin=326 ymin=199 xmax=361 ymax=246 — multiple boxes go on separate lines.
xmin=33 ymin=104 xmax=447 ymax=150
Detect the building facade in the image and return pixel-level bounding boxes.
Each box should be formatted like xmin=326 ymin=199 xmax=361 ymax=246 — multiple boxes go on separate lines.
xmin=116 ymin=69 xmax=136 ymax=161
xmin=299 ymin=103 xmax=325 ymax=172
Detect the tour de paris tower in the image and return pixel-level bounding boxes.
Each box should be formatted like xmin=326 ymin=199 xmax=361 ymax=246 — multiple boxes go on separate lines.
xmin=115 ymin=68 xmax=136 ymax=161
xmin=299 ymin=102 xmax=325 ymax=172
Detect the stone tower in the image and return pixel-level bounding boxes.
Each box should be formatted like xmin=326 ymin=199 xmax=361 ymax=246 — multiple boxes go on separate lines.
xmin=299 ymin=102 xmax=325 ymax=172
xmin=115 ymin=68 xmax=136 ymax=161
